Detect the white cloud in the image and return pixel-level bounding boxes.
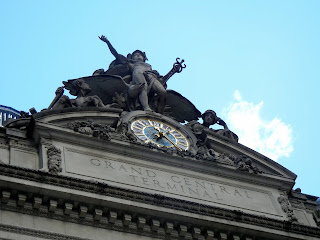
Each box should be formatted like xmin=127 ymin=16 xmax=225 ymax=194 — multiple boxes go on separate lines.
xmin=222 ymin=90 xmax=293 ymax=161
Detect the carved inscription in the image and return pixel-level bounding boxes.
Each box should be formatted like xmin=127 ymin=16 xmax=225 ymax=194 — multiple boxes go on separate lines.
xmin=90 ymin=158 xmax=253 ymax=201
xmin=65 ymin=149 xmax=280 ymax=216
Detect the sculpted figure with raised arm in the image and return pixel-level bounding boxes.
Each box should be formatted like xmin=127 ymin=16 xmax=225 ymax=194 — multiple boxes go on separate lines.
xmin=99 ymin=35 xmax=167 ymax=112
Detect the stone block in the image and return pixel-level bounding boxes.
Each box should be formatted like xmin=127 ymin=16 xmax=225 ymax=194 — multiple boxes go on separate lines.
xmin=151 ymin=219 xmax=160 ymax=232
xmin=49 ymin=200 xmax=58 ymax=212
xmin=192 ymin=227 xmax=201 ymax=239
xmin=17 ymin=194 xmax=26 ymax=206
xmin=10 ymin=149 xmax=37 ymax=169
xmin=137 ymin=216 xmax=146 ymax=229
xmin=122 ymin=213 xmax=132 ymax=226
xmin=220 ymin=232 xmax=228 ymax=240
xmin=1 ymin=191 xmax=10 ymax=204
xmin=232 ymin=235 xmax=240 ymax=240
xmin=79 ymin=205 xmax=88 ymax=218
xmin=164 ymin=222 xmax=174 ymax=234
xmin=64 ymin=202 xmax=73 ymax=215
xmin=93 ymin=208 xmax=103 ymax=221
xmin=33 ymin=197 xmax=42 ymax=209
xmin=108 ymin=211 xmax=117 ymax=224
xmin=178 ymin=224 xmax=188 ymax=237
xmin=204 ymin=230 xmax=215 ymax=240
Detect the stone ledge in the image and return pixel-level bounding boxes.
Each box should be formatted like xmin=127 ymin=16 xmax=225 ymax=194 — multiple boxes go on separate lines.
xmin=0 ymin=163 xmax=319 ymax=239
xmin=0 ymin=222 xmax=91 ymax=240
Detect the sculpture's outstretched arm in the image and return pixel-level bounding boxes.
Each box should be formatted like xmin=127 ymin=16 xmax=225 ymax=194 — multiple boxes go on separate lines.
xmin=217 ymin=118 xmax=229 ymax=130
xmin=99 ymin=35 xmax=120 ymax=59
xmin=48 ymin=87 xmax=64 ymax=110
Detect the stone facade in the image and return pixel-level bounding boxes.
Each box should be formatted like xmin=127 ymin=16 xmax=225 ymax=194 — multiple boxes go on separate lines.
xmin=0 ymin=108 xmax=319 ymax=240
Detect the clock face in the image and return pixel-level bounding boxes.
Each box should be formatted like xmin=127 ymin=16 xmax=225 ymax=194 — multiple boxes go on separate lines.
xmin=130 ymin=119 xmax=189 ymax=151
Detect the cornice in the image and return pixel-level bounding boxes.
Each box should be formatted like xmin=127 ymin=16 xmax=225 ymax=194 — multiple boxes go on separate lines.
xmin=0 ymin=222 xmax=91 ymax=240
xmin=0 ymin=163 xmax=319 ymax=239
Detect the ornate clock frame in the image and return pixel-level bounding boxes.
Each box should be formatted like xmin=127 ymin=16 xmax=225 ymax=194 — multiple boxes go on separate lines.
xmin=119 ymin=111 xmax=198 ymax=154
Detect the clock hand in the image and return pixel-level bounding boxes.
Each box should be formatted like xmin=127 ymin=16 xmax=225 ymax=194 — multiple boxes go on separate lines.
xmin=153 ymin=126 xmax=160 ymax=133
xmin=153 ymin=126 xmax=164 ymax=140
xmin=153 ymin=126 xmax=182 ymax=150
xmin=162 ymin=132 xmax=182 ymax=151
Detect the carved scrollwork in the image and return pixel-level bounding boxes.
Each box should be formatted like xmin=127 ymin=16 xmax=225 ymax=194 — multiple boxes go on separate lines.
xmin=68 ymin=120 xmax=116 ymax=141
xmin=217 ymin=152 xmax=236 ymax=165
xmin=66 ymin=120 xmax=258 ymax=171
xmin=234 ymin=155 xmax=263 ymax=174
xmin=278 ymin=195 xmax=298 ymax=222
xmin=47 ymin=145 xmax=62 ymax=174
xmin=116 ymin=122 xmax=137 ymax=142
xmin=194 ymin=148 xmax=218 ymax=161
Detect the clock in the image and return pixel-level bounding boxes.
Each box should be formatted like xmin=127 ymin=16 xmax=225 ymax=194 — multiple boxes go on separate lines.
xmin=130 ymin=118 xmax=190 ymax=151
xmin=119 ymin=111 xmax=198 ymax=153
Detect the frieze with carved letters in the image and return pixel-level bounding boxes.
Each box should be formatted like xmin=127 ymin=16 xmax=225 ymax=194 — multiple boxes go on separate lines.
xmin=0 ymin=164 xmax=319 ymax=238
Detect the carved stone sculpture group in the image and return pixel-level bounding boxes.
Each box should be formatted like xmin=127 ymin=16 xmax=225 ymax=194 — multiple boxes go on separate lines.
xmin=9 ymin=35 xmax=243 ymax=170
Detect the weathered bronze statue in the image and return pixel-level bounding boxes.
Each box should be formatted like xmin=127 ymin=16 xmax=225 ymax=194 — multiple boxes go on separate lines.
xmin=202 ymin=110 xmax=238 ymax=142
xmin=55 ymin=35 xmax=200 ymax=122
xmin=49 ymin=79 xmax=105 ymax=110
xmin=98 ymin=35 xmax=184 ymax=113
xmin=187 ymin=110 xmax=238 ymax=144
xmin=183 ymin=110 xmax=238 ymax=160
xmin=10 ymin=34 xmax=241 ymax=155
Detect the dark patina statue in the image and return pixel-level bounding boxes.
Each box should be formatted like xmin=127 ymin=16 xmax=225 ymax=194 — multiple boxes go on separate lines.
xmin=187 ymin=110 xmax=238 ymax=145
xmin=97 ymin=35 xmax=186 ymax=114
xmin=49 ymin=79 xmax=105 ymax=110
xmin=185 ymin=109 xmax=238 ymax=160
xmin=44 ymin=36 xmax=239 ymax=143
xmin=7 ymin=34 xmax=243 ymax=163
xmin=202 ymin=110 xmax=238 ymax=142
xmin=56 ymin=35 xmax=200 ymax=123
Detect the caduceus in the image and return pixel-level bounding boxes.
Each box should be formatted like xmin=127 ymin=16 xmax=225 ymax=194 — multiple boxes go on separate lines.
xmin=160 ymin=58 xmax=186 ymax=86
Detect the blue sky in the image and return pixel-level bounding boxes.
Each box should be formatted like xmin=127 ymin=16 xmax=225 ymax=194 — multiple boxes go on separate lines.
xmin=1 ymin=1 xmax=319 ymax=196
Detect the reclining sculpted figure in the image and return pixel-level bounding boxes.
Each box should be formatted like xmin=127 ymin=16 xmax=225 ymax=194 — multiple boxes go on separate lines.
xmin=49 ymin=79 xmax=105 ymax=110
xmin=187 ymin=109 xmax=239 ymax=145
